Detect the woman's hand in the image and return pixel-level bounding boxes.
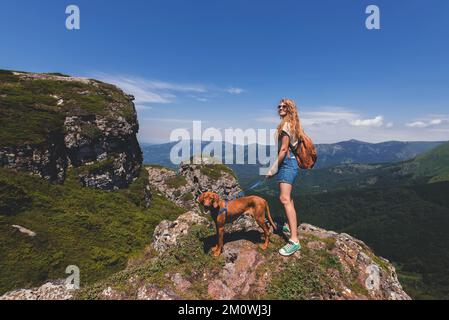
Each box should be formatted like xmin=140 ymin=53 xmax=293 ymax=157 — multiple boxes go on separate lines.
xmin=266 ymin=168 xmax=276 ymax=178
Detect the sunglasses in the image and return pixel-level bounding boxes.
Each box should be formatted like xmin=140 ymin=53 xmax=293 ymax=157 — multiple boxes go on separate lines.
xmin=277 ymin=105 xmax=287 ymax=110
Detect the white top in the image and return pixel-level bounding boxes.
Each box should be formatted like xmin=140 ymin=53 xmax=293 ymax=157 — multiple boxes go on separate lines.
xmin=281 ymin=122 xmax=299 ymax=158
xmin=282 ymin=122 xmax=299 ymax=147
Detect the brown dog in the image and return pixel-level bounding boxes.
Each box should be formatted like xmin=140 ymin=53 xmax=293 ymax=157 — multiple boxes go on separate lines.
xmin=198 ymin=192 xmax=277 ymax=256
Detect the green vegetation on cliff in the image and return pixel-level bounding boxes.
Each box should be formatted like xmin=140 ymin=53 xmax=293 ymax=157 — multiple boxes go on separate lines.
xmin=0 ymin=167 xmax=184 ymax=295
xmin=0 ymin=70 xmax=135 ymax=147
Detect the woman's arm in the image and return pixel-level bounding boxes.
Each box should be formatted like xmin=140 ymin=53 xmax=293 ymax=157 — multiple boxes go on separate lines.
xmin=267 ymin=134 xmax=290 ymax=177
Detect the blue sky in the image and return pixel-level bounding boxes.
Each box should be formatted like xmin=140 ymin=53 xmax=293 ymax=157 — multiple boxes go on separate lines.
xmin=1 ymin=0 xmax=449 ymax=143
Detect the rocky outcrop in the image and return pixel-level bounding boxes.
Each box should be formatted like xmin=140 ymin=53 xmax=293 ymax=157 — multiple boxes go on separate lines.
xmin=297 ymin=224 xmax=410 ymax=300
xmin=72 ymin=206 xmax=410 ymax=300
xmin=152 ymin=211 xmax=210 ymax=253
xmin=64 ymin=115 xmax=142 ymax=190
xmin=146 ymin=156 xmax=241 ymax=210
xmin=0 ymin=71 xmax=142 ymax=190
xmin=0 ymin=281 xmax=75 ymax=300
xmin=147 ymin=212 xmax=410 ymax=300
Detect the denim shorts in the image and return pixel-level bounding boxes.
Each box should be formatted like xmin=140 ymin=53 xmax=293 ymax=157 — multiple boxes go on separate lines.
xmin=276 ymin=156 xmax=299 ymax=185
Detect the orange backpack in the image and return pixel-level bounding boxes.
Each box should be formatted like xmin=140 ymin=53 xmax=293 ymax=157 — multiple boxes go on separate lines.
xmin=290 ymin=131 xmax=318 ymax=169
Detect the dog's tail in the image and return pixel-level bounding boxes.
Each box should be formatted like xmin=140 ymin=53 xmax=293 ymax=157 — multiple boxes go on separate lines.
xmin=265 ymin=200 xmax=277 ymax=230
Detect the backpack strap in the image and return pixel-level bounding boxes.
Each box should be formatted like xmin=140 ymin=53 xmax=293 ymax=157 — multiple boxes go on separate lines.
xmin=281 ymin=130 xmax=303 ymax=158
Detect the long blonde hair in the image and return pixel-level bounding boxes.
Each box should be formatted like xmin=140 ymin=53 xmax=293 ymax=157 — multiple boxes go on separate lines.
xmin=276 ymin=98 xmax=303 ymax=142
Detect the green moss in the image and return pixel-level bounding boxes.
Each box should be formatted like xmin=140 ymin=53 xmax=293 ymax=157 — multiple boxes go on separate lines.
xmin=368 ymin=251 xmax=390 ymax=273
xmin=182 ymin=193 xmax=194 ymax=201
xmin=82 ymin=157 xmax=116 ymax=175
xmin=200 ymin=164 xmax=236 ymax=180
xmin=165 ymin=175 xmax=187 ymax=189
xmin=80 ymin=123 xmax=103 ymax=142
xmin=0 ymin=166 xmax=184 ymax=295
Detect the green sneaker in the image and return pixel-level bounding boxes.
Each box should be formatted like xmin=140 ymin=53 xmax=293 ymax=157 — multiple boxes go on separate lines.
xmin=279 ymin=240 xmax=301 ymax=256
xmin=282 ymin=224 xmax=291 ymax=234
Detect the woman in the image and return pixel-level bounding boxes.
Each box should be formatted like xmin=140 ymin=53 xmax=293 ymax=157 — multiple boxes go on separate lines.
xmin=267 ymin=98 xmax=302 ymax=256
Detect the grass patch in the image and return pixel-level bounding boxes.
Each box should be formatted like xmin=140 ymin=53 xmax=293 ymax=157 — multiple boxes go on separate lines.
xmin=81 ymin=157 xmax=116 ymax=175
xmin=260 ymin=235 xmax=341 ymax=300
xmin=0 ymin=72 xmax=134 ymax=147
xmin=265 ymin=258 xmax=328 ymax=300
xmin=164 ymin=175 xmax=187 ymax=189
xmin=182 ymin=193 xmax=194 ymax=201
xmin=200 ymin=164 xmax=236 ymax=180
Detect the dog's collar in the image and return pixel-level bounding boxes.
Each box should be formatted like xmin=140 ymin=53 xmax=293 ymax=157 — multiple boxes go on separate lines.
xmin=219 ymin=199 xmax=229 ymax=222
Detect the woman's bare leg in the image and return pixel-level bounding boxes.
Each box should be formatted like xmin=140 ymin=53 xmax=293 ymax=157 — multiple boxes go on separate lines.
xmin=279 ymin=182 xmax=299 ymax=243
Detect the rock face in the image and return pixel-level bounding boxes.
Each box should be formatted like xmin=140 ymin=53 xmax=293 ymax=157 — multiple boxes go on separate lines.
xmin=0 ymin=71 xmax=142 ymax=190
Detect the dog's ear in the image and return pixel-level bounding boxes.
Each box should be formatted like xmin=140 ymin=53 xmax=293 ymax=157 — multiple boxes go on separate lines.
xmin=212 ymin=193 xmax=220 ymax=208
xmin=198 ymin=193 xmax=204 ymax=203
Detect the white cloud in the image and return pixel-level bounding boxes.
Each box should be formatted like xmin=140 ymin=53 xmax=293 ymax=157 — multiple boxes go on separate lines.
xmin=406 ymin=121 xmax=428 ymax=128
xmin=301 ymin=107 xmax=358 ymax=125
xmin=254 ymin=107 xmax=443 ymax=143
xmin=406 ymin=117 xmax=448 ymax=128
xmin=350 ymin=116 xmax=384 ymax=127
xmin=187 ymin=94 xmax=209 ymax=102
xmin=256 ymin=107 xmax=385 ymax=128
xmin=91 ymin=73 xmax=208 ymax=106
xmin=227 ymin=87 xmax=245 ymax=95
xmin=141 ymin=117 xmax=200 ymax=124
xmin=89 ymin=73 xmax=245 ymax=107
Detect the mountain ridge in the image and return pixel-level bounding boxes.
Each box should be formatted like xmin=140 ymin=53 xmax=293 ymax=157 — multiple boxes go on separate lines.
xmin=142 ymin=139 xmax=446 ymax=171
